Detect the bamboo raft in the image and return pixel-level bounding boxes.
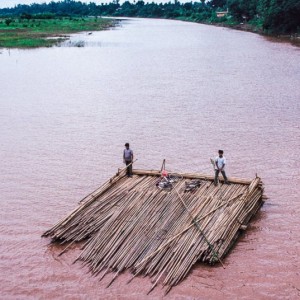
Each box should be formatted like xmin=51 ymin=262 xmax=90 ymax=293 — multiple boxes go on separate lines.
xmin=43 ymin=168 xmax=265 ymax=294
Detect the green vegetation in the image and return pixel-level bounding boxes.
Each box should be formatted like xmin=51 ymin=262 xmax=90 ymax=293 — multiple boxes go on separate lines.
xmin=0 ymin=0 xmax=299 ymax=48
xmin=0 ymin=15 xmax=114 ymax=48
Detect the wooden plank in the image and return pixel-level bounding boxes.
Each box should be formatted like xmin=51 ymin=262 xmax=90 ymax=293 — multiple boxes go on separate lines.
xmin=132 ymin=169 xmax=252 ymax=185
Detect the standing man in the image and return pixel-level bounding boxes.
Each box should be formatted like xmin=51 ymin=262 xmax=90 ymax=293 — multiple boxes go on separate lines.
xmin=123 ymin=143 xmax=134 ymax=177
xmin=214 ymin=150 xmax=230 ymax=186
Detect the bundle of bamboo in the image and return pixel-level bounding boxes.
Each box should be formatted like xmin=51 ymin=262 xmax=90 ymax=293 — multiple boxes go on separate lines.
xmin=43 ymin=168 xmax=264 ymax=294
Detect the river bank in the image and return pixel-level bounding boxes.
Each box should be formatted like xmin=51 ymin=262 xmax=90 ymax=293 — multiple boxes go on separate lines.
xmin=208 ymin=21 xmax=300 ymax=47
xmin=0 ymin=16 xmax=115 ymax=48
xmin=175 ymin=16 xmax=300 ymax=47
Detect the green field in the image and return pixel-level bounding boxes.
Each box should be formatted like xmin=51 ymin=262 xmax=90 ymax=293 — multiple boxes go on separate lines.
xmin=0 ymin=16 xmax=115 ymax=48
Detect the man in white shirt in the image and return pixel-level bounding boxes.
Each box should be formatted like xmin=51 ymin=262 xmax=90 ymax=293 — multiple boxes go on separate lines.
xmin=214 ymin=150 xmax=230 ymax=186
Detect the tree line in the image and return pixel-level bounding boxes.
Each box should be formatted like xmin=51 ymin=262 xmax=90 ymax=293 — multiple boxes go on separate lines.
xmin=0 ymin=0 xmax=299 ymax=34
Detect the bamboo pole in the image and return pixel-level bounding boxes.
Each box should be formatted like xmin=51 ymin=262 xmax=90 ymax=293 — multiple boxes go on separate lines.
xmin=132 ymin=169 xmax=252 ymax=185
xmin=43 ymin=169 xmax=263 ymax=293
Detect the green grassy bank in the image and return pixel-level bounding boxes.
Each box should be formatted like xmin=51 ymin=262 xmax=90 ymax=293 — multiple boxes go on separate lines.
xmin=0 ymin=16 xmax=115 ymax=48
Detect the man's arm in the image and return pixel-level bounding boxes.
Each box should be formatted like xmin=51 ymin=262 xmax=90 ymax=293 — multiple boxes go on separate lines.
xmin=131 ymin=151 xmax=134 ymax=161
xmin=221 ymin=158 xmax=226 ymax=171
xmin=215 ymin=158 xmax=221 ymax=170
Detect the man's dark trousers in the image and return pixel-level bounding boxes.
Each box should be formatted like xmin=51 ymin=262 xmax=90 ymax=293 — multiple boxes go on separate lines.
xmin=125 ymin=160 xmax=133 ymax=177
xmin=214 ymin=169 xmax=228 ymax=185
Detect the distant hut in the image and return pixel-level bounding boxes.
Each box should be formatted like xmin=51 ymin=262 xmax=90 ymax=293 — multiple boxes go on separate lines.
xmin=216 ymin=9 xmax=229 ymax=18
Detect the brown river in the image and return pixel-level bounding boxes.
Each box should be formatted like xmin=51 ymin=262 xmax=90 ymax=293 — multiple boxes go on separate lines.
xmin=0 ymin=18 xmax=300 ymax=299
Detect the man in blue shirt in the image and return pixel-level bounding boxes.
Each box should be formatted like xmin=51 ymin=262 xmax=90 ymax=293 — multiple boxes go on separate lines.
xmin=123 ymin=143 xmax=134 ymax=177
xmin=214 ymin=150 xmax=230 ymax=186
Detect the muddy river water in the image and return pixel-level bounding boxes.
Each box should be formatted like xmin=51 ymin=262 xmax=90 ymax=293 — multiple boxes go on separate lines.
xmin=0 ymin=18 xmax=299 ymax=299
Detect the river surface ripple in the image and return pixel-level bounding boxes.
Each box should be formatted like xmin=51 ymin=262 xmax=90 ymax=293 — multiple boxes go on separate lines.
xmin=0 ymin=18 xmax=300 ymax=299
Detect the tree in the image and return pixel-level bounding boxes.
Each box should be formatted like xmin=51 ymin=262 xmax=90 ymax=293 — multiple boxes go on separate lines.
xmin=262 ymin=0 xmax=300 ymax=33
xmin=209 ymin=0 xmax=227 ymax=8
xmin=20 ymin=13 xmax=32 ymax=20
xmin=228 ymin=0 xmax=258 ymax=21
xmin=5 ymin=18 xmax=13 ymax=26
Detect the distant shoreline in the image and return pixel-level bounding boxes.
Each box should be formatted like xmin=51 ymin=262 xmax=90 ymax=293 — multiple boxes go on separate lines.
xmin=1 ymin=15 xmax=298 ymax=49
xmin=169 ymin=16 xmax=299 ymax=47
xmin=204 ymin=20 xmax=300 ymax=47
xmin=0 ymin=16 xmax=116 ymax=49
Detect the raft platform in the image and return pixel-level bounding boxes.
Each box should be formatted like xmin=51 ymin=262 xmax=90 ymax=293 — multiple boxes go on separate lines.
xmin=43 ymin=167 xmax=265 ymax=294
